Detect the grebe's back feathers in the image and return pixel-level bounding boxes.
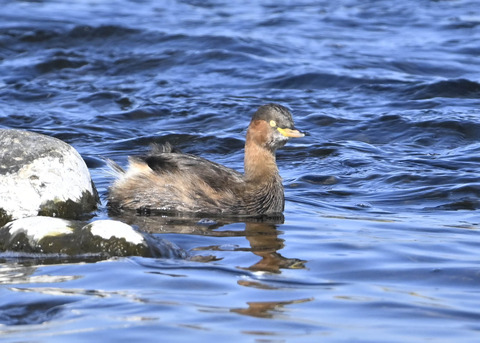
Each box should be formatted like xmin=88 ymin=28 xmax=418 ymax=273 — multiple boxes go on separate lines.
xmin=108 ymin=143 xmax=246 ymax=214
xmin=135 ymin=145 xmax=244 ymax=193
xmin=149 ymin=142 xmax=182 ymax=155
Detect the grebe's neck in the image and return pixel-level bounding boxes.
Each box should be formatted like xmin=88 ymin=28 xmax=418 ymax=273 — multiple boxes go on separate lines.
xmin=243 ymin=126 xmax=285 ymax=214
xmin=244 ymin=131 xmax=279 ymax=183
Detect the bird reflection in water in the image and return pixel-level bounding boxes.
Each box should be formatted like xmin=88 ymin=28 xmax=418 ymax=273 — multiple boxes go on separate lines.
xmin=231 ymin=298 xmax=313 ymax=319
xmin=110 ymin=210 xmax=306 ymax=273
xmin=243 ymin=221 xmax=306 ymax=273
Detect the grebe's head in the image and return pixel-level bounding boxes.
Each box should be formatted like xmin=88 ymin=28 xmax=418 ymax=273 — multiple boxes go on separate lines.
xmin=247 ymin=104 xmax=304 ymax=151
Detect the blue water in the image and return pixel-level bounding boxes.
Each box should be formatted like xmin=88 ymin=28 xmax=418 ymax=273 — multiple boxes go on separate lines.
xmin=1 ymin=0 xmax=480 ymax=341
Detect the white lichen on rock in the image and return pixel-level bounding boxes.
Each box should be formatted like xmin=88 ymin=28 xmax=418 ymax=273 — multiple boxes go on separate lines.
xmin=85 ymin=220 xmax=146 ymax=246
xmin=5 ymin=216 xmax=75 ymax=244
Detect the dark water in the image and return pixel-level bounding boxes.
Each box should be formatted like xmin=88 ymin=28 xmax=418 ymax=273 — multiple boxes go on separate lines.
xmin=1 ymin=0 xmax=480 ymax=341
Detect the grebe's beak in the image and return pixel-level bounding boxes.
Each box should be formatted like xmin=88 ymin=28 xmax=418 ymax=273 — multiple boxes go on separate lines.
xmin=277 ymin=127 xmax=305 ymax=138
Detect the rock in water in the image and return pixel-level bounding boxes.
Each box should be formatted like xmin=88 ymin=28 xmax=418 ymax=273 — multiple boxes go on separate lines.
xmin=0 ymin=217 xmax=186 ymax=258
xmin=0 ymin=129 xmax=99 ymax=226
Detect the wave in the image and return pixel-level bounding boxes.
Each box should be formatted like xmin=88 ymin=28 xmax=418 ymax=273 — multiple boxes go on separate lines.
xmin=404 ymin=78 xmax=480 ymax=99
xmin=261 ymin=71 xmax=403 ymax=90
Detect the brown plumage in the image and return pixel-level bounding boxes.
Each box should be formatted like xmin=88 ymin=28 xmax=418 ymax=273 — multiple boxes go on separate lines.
xmin=107 ymin=104 xmax=304 ymax=216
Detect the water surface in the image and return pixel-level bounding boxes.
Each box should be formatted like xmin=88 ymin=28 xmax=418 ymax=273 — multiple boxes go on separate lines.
xmin=1 ymin=0 xmax=479 ymax=342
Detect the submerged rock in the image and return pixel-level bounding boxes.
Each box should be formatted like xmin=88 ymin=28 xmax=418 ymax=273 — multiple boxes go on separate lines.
xmin=0 ymin=129 xmax=99 ymax=226
xmin=0 ymin=217 xmax=186 ymax=258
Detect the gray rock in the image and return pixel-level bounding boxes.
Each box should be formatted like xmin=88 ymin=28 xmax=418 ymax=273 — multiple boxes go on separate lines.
xmin=0 ymin=129 xmax=99 ymax=226
xmin=0 ymin=217 xmax=186 ymax=259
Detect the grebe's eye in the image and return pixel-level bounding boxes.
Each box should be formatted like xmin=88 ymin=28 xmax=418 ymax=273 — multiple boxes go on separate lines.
xmin=269 ymin=120 xmax=276 ymax=127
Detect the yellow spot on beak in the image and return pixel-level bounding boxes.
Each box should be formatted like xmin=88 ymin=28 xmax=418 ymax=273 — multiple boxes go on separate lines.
xmin=277 ymin=127 xmax=305 ymax=138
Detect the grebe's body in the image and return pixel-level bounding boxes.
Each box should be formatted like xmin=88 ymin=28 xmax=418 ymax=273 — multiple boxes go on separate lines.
xmin=107 ymin=104 xmax=304 ymax=216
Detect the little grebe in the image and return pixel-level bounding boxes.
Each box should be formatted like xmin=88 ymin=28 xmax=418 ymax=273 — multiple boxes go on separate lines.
xmin=107 ymin=104 xmax=304 ymax=216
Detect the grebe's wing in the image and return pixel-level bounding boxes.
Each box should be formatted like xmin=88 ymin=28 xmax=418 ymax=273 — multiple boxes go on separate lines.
xmin=136 ymin=147 xmax=244 ymax=192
